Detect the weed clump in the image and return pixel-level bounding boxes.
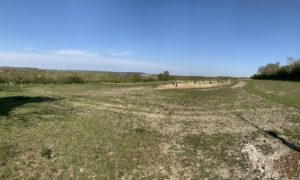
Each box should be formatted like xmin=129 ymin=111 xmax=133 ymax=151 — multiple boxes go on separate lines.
xmin=41 ymin=147 xmax=52 ymax=159
xmin=135 ymin=127 xmax=145 ymax=133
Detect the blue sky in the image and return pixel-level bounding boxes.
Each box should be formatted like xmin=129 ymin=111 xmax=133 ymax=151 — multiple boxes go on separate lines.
xmin=0 ymin=0 xmax=300 ymax=77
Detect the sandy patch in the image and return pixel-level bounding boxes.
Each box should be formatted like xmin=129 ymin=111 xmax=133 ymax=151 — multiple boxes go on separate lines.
xmin=156 ymin=80 xmax=231 ymax=90
xmin=242 ymin=143 xmax=287 ymax=179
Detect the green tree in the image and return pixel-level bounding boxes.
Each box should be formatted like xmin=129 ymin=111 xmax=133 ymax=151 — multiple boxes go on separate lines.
xmin=158 ymin=71 xmax=170 ymax=81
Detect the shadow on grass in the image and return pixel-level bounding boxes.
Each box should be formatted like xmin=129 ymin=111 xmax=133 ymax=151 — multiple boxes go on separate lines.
xmin=0 ymin=96 xmax=58 ymax=116
xmin=235 ymin=114 xmax=300 ymax=152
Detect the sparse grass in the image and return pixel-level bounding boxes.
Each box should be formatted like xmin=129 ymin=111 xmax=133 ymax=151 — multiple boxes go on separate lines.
xmin=282 ymin=128 xmax=300 ymax=141
xmin=290 ymin=115 xmax=300 ymax=124
xmin=160 ymin=87 xmax=237 ymax=104
xmin=0 ymin=80 xmax=299 ymax=178
xmin=183 ymin=133 xmax=241 ymax=165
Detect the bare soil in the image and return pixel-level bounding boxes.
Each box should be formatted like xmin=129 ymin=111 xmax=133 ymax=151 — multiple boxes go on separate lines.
xmin=156 ymin=80 xmax=231 ymax=89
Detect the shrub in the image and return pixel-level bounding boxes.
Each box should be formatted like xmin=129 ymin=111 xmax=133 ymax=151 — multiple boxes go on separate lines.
xmin=63 ymin=75 xmax=85 ymax=84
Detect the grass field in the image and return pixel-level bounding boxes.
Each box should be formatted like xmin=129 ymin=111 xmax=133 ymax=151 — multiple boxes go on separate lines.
xmin=0 ymin=80 xmax=299 ymax=179
xmin=244 ymin=80 xmax=300 ymax=110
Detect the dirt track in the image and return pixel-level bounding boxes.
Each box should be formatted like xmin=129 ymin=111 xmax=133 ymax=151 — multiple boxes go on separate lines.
xmin=232 ymin=81 xmax=247 ymax=88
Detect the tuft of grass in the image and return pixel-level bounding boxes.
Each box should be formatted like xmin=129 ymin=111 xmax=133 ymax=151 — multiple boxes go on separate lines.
xmin=135 ymin=127 xmax=146 ymax=133
xmin=41 ymin=147 xmax=53 ymax=159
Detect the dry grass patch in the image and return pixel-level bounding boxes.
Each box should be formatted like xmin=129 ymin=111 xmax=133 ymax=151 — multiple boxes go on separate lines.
xmin=276 ymin=151 xmax=300 ymax=179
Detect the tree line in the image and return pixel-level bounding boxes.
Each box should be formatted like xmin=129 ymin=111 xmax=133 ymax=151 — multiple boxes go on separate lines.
xmin=251 ymin=57 xmax=300 ymax=81
xmin=0 ymin=68 xmax=157 ymax=84
xmin=0 ymin=67 xmax=232 ymax=84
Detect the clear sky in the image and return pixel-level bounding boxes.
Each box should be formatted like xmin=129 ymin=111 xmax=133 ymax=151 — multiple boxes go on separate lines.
xmin=1 ymin=0 xmax=300 ymax=77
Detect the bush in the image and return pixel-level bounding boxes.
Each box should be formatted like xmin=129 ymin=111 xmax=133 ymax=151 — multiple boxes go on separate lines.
xmin=63 ymin=75 xmax=85 ymax=84
xmin=158 ymin=71 xmax=171 ymax=81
